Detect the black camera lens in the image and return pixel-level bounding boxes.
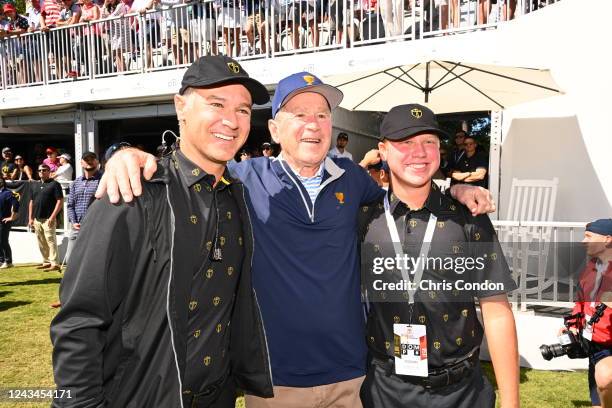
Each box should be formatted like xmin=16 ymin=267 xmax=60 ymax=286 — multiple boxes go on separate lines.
xmin=540 ymin=344 xmax=566 ymax=361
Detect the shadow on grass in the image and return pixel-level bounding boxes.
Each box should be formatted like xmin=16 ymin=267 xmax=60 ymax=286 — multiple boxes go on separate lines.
xmin=0 ymin=290 xmax=11 ymax=298
xmin=0 ymin=300 xmax=32 ymax=311
xmin=570 ymin=400 xmax=591 ymax=407
xmin=1 ymin=277 xmax=62 ymax=287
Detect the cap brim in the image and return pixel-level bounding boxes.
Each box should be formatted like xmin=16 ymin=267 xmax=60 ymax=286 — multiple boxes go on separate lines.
xmin=382 ymin=125 xmax=449 ymax=141
xmin=281 ymin=84 xmax=344 ymax=112
xmin=180 ymin=77 xmax=270 ymax=105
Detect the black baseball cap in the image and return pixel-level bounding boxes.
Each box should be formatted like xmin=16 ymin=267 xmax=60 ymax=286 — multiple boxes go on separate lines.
xmin=81 ymin=151 xmax=98 ymax=161
xmin=380 ymin=104 xmax=449 ymax=141
xmin=179 ymin=55 xmax=269 ymax=105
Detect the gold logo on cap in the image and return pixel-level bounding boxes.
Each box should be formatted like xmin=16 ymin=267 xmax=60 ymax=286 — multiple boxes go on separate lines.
xmin=411 ymin=108 xmax=423 ymax=119
xmin=303 ymin=75 xmax=315 ymax=85
xmin=227 ymin=62 xmax=240 ymax=74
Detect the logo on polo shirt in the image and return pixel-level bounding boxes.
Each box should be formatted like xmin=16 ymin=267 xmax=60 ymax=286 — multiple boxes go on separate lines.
xmin=411 ymin=108 xmax=423 ymax=119
xmin=335 ymin=192 xmax=345 ymax=204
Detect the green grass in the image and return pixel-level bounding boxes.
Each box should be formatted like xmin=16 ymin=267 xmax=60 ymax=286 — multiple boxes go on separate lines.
xmin=0 ymin=266 xmax=591 ymax=407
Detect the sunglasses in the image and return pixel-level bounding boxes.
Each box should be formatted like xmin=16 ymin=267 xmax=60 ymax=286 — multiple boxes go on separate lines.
xmin=38 ymin=169 xmax=49 ymax=172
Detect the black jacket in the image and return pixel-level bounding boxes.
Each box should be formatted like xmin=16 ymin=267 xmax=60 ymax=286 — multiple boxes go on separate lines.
xmin=51 ymin=157 xmax=273 ymax=408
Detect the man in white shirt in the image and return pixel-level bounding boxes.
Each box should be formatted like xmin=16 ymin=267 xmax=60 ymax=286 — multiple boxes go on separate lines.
xmin=53 ymin=153 xmax=74 ymax=183
xmin=328 ymin=132 xmax=353 ymax=161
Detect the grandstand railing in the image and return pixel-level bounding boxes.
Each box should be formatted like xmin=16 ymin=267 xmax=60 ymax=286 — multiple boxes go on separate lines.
xmin=0 ymin=0 xmax=559 ymax=89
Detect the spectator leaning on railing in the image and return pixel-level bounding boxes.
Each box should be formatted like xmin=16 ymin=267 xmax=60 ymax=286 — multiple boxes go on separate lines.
xmin=79 ymin=0 xmax=101 ymax=75
xmin=218 ymin=0 xmax=245 ymax=58
xmin=43 ymin=147 xmax=60 ymax=172
xmin=55 ymin=0 xmax=81 ymax=78
xmin=25 ymin=0 xmax=44 ymax=83
xmin=0 ymin=4 xmax=31 ymax=84
xmin=12 ymin=155 xmax=33 ymax=181
xmin=132 ymin=0 xmax=160 ymax=69
xmin=101 ymin=0 xmax=133 ymax=72
xmin=0 ymin=3 xmax=29 ymax=37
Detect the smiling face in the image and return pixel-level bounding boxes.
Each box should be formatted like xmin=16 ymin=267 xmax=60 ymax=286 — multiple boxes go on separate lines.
xmin=268 ymin=92 xmax=332 ymax=172
xmin=379 ymin=133 xmax=440 ymax=189
xmin=174 ymin=84 xmax=252 ymax=169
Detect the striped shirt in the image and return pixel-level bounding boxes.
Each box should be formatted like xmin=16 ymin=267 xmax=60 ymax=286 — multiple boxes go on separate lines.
xmin=295 ymin=166 xmax=323 ymax=205
xmin=279 ymin=154 xmax=324 ymax=205
xmin=67 ymin=172 xmax=102 ymax=224
xmin=41 ymin=0 xmax=62 ymax=26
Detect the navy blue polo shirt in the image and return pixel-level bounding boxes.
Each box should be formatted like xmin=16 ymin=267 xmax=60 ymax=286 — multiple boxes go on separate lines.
xmin=230 ymin=157 xmax=384 ymax=387
xmin=0 ymin=188 xmax=19 ymax=219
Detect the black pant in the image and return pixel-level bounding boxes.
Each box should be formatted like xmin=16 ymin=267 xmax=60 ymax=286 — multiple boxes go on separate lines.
xmin=360 ymin=360 xmax=495 ymax=408
xmin=0 ymin=221 xmax=12 ymax=264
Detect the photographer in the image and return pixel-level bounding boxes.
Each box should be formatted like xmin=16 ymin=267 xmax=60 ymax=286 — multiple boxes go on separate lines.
xmin=569 ymin=219 xmax=612 ymax=408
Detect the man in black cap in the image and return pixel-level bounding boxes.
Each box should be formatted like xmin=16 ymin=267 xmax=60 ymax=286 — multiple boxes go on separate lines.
xmin=51 ymin=55 xmax=274 ymax=408
xmin=359 ymin=103 xmax=519 ymax=408
xmin=328 ymin=132 xmax=353 ymax=161
xmin=1 ymin=147 xmax=16 ymax=180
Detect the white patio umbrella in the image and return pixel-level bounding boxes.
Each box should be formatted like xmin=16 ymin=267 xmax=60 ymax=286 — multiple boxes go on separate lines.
xmin=325 ymin=60 xmax=562 ymax=113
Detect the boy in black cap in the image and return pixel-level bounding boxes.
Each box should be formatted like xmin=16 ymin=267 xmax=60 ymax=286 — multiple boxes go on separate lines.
xmin=359 ymin=103 xmax=519 ymax=408
xmin=51 ymin=56 xmax=273 ymax=408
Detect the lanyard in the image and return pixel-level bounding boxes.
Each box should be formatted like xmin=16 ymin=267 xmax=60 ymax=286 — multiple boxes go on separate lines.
xmin=383 ymin=194 xmax=437 ymax=304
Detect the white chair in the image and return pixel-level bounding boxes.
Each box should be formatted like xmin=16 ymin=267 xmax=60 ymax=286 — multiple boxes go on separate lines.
xmin=498 ymin=177 xmax=559 ymax=311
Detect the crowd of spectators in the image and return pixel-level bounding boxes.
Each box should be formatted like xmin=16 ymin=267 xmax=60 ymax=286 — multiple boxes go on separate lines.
xmin=0 ymin=0 xmax=561 ymax=87
xmin=0 ymin=145 xmax=74 ymax=182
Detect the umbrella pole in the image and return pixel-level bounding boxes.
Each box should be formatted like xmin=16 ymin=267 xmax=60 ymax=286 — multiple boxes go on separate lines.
xmin=425 ymin=61 xmax=430 ymax=103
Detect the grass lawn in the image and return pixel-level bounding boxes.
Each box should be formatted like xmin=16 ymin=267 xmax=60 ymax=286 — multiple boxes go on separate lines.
xmin=1 ymin=266 xmax=591 ymax=407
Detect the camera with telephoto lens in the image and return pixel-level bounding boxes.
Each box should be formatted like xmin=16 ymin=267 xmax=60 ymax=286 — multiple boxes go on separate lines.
xmin=540 ymin=303 xmax=608 ymax=361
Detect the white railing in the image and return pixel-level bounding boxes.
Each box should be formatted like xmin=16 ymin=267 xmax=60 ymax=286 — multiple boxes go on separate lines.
xmin=492 ymin=220 xmax=586 ymax=311
xmin=0 ymin=0 xmax=559 ymax=89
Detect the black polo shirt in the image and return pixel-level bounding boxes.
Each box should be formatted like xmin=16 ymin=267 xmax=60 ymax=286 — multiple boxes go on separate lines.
xmin=172 ymin=150 xmax=244 ymax=390
xmin=453 ymin=151 xmax=489 ymax=188
xmin=31 ymin=178 xmax=63 ymax=219
xmin=360 ymin=182 xmax=516 ymax=369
